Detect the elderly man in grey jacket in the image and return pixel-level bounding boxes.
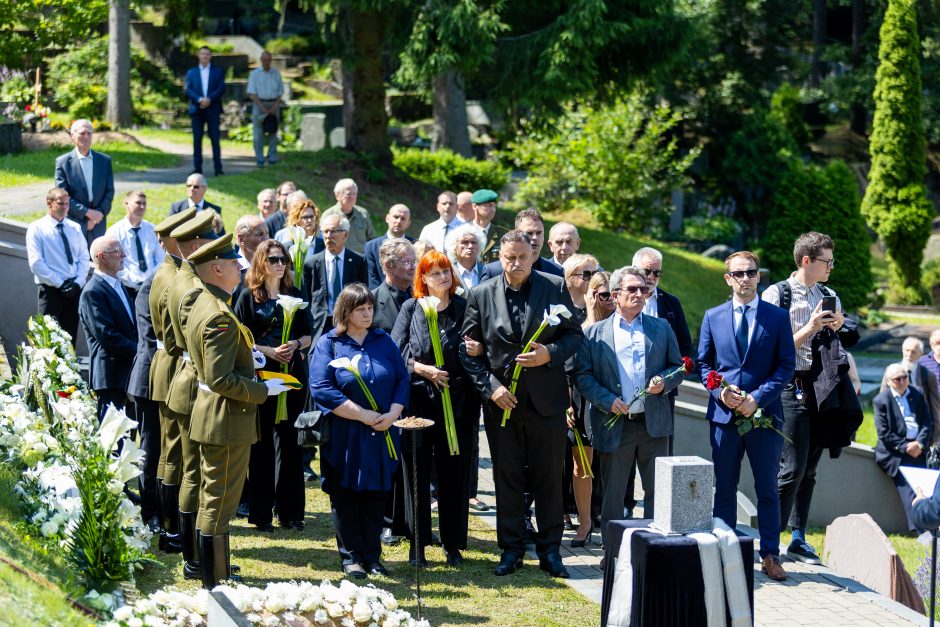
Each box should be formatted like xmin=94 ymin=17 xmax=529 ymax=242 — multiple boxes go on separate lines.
xmin=573 ymin=265 xmax=682 ymax=545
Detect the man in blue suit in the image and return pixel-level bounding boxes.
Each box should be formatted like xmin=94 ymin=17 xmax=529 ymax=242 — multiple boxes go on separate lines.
xmin=697 ymin=250 xmax=795 ymax=582
xmin=185 ymin=47 xmax=225 ymax=176
xmin=480 ymin=208 xmax=562 ymax=281
xmin=54 ymin=119 xmax=114 ymax=249
xmin=364 ymin=204 xmax=413 ymax=289
xmin=79 ymin=235 xmax=139 ymax=422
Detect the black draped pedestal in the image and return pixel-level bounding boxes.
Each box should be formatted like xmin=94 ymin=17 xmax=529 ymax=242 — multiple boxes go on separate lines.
xmin=601 ymin=519 xmax=755 ymax=627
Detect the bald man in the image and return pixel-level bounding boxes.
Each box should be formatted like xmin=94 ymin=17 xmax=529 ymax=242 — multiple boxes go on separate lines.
xmin=364 ymin=204 xmax=415 ymax=289
xmin=456 ymin=191 xmax=475 ymax=223
xmin=547 ymin=222 xmax=580 ymax=267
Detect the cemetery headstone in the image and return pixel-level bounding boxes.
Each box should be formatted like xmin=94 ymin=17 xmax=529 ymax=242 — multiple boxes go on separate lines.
xmin=301 ymin=113 xmax=327 ymax=151
xmin=653 ymin=456 xmax=714 ymax=534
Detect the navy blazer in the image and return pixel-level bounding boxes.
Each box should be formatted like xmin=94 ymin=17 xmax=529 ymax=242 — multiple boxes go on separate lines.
xmin=169 ymin=199 xmax=222 ymax=216
xmin=480 ymin=256 xmax=563 ymax=281
xmin=302 ymin=248 xmax=369 ymax=343
xmin=78 ymin=273 xmax=138 ymax=392
xmin=127 ymin=275 xmax=156 ymax=399
xmin=697 ymin=299 xmax=795 ymax=425
xmin=54 ymin=149 xmax=115 ymax=243
xmin=364 ymin=234 xmax=416 ymax=289
xmin=573 ymin=314 xmax=682 ymax=449
xmin=184 ymin=65 xmax=225 ymax=115
xmin=873 ymin=387 xmax=932 ymax=478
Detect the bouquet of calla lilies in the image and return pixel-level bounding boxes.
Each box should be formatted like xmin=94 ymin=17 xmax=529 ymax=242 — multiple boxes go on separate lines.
xmin=417 ymin=296 xmax=459 ymax=455
xmin=502 ymin=304 xmax=572 ymax=427
xmin=330 ymin=354 xmax=398 ymax=460
xmin=274 ymin=295 xmax=308 ymax=423
xmin=289 ymin=226 xmax=308 ymax=286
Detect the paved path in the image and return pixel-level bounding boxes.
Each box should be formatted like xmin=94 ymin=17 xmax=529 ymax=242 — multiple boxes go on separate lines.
xmin=470 ymin=429 xmax=927 ymax=625
xmin=0 ymin=136 xmax=258 ymax=219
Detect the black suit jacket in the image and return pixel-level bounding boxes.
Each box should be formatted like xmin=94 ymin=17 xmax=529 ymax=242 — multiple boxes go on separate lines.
xmin=303 ymin=248 xmax=369 ymax=342
xmin=78 ymin=274 xmax=138 ymax=392
xmin=480 ymin=256 xmax=563 ymax=282
xmin=364 ymin=234 xmax=416 ymax=289
xmin=371 ymin=282 xmax=411 ymax=334
xmin=655 ymin=287 xmax=692 ymax=357
xmin=127 ymin=275 xmax=155 ymax=399
xmin=874 ymin=387 xmax=932 ymax=477
xmin=169 ymin=199 xmax=222 ymax=216
xmin=460 ymin=271 xmax=583 ymax=416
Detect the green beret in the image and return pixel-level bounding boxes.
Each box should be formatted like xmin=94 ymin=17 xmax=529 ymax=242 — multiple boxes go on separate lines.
xmin=187 ymin=233 xmax=239 ymax=265
xmin=170 ymin=210 xmax=218 ymax=242
xmin=471 ymin=189 xmax=498 ymax=204
xmin=154 ymin=208 xmax=196 ymax=236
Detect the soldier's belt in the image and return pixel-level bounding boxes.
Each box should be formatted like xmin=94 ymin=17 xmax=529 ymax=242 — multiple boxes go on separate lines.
xmin=198 ymin=382 xmax=211 ymax=392
xmin=156 ymin=340 xmax=165 ymax=350
xmin=182 ymin=351 xmax=191 ymax=361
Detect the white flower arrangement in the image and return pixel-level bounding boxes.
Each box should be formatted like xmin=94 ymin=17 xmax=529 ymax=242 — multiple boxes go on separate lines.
xmin=105 ymin=581 xmax=430 ymax=627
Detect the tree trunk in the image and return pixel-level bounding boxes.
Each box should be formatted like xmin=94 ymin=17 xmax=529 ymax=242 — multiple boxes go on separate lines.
xmin=810 ymin=0 xmax=826 ymax=88
xmin=341 ymin=7 xmax=389 ymax=159
xmin=106 ymin=0 xmax=132 ymax=127
xmin=850 ymin=0 xmax=867 ymax=134
xmin=277 ymin=0 xmax=289 ymax=37
xmin=432 ymin=69 xmax=471 ymax=156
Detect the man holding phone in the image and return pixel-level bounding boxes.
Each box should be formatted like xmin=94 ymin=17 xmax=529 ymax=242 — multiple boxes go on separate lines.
xmin=762 ymin=232 xmax=852 ymax=565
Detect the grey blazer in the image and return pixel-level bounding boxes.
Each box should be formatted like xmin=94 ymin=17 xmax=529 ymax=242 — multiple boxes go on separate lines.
xmin=54 ymin=149 xmax=115 ymax=244
xmin=573 ymin=314 xmax=682 ymax=451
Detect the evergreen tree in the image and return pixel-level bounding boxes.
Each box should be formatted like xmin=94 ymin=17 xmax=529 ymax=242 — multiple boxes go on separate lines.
xmin=861 ymin=0 xmax=933 ymax=304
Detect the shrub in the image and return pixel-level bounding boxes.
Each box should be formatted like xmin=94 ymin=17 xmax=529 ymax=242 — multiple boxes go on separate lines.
xmin=392 ymin=146 xmax=509 ymax=191
xmin=265 ymin=35 xmax=314 ymax=56
xmin=47 ymin=37 xmax=183 ymax=124
xmin=682 ymin=215 xmax=742 ymax=247
xmin=769 ymin=83 xmax=811 ymax=147
xmin=761 ymin=159 xmax=874 ymax=310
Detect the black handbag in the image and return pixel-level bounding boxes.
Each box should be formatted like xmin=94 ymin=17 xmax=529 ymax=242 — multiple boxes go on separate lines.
xmin=262 ymin=113 xmax=279 ymax=134
xmin=295 ymin=410 xmax=326 ymax=447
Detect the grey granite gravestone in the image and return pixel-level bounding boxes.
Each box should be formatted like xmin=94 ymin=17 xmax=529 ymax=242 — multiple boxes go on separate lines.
xmin=301 ymin=113 xmax=327 ymax=151
xmin=652 ymin=456 xmax=714 ymax=534
xmin=329 ymin=126 xmax=346 ymax=148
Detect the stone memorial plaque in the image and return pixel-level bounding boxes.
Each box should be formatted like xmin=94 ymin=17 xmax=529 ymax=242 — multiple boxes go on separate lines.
xmin=652 ymin=456 xmax=714 ymax=534
xmin=300 ymin=113 xmax=327 ymax=151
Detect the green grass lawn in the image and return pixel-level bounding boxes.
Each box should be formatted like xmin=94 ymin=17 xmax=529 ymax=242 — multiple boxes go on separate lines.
xmin=133 ymin=126 xmax=251 ymax=153
xmin=854 ymin=406 xmax=877 ymax=448
xmin=0 ymin=141 xmax=180 ymax=188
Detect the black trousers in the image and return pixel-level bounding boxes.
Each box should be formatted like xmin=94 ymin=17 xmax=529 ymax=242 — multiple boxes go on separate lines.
xmin=38 ymin=284 xmax=79 ymax=344
xmin=248 ymin=393 xmax=305 ymax=526
xmin=96 ymin=388 xmax=129 ymax=423
xmin=323 ymin=455 xmax=385 ymax=566
xmin=133 ymin=396 xmax=161 ymax=521
xmin=467 ymin=396 xmax=482 ymax=498
xmin=778 ymin=381 xmax=824 ymax=532
xmin=891 ymin=452 xmax=927 ymax=532
xmin=488 ymin=397 xmax=567 ymax=558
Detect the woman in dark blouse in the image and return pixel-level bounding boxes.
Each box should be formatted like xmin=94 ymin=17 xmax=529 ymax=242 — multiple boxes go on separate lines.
xmin=310 ymin=283 xmax=409 ymax=579
xmin=234 ymin=239 xmax=312 ymax=532
xmin=391 ymin=250 xmax=480 ymax=567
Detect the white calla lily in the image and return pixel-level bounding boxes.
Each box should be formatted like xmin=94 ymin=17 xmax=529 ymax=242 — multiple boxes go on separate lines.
xmin=416 ymin=295 xmax=441 ymax=316
xmin=276 ymin=294 xmax=308 ymax=317
xmin=97 ymin=403 xmax=138 ymax=453
xmin=543 ymin=303 xmax=573 ymax=326
xmin=329 ymin=353 xmax=362 ymax=374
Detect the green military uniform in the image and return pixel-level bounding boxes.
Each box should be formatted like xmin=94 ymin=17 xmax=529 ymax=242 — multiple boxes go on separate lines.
xmin=322 ymin=203 xmax=375 ymax=254
xmin=185 ymin=234 xmax=267 ymax=589
xmin=471 ymin=189 xmax=503 ymax=264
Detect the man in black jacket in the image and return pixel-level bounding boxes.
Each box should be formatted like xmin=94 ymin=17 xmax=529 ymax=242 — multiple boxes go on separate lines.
xmin=371 ymin=239 xmax=415 ymax=333
xmin=460 ymin=230 xmax=583 ymax=579
xmin=169 ymin=174 xmax=222 ymax=216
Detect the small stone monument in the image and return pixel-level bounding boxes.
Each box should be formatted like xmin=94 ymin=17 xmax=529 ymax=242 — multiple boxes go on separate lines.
xmin=300 ymin=113 xmax=327 ymax=151
xmin=329 ymin=126 xmax=346 ymax=148
xmin=652 ymin=456 xmax=714 ymax=534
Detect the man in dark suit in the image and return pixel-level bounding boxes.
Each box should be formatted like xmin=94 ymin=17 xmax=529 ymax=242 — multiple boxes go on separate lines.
xmin=54 ymin=119 xmax=114 ymax=248
xmin=874 ymin=363 xmax=932 ymax=532
xmin=185 ymin=46 xmax=226 ymax=176
xmin=697 ymin=251 xmax=795 ymax=582
xmin=302 ymin=213 xmax=368 ymax=343
xmin=480 ymin=208 xmax=562 ymax=281
xmin=573 ymin=266 xmax=683 ymax=547
xmin=460 ymin=230 xmax=583 ymax=579
xmin=78 ymin=235 xmax=138 ymax=421
xmin=169 ymin=174 xmax=222 ymax=216
xmin=365 ymin=204 xmax=414 ymax=289
xmin=371 ymin=238 xmax=415 ymax=333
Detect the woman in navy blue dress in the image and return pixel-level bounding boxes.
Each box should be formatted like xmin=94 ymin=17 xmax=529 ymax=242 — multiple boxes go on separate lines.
xmin=310 ymin=283 xmax=409 ymax=579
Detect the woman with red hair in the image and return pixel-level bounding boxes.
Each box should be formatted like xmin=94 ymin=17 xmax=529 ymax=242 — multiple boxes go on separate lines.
xmin=391 ymin=250 xmax=479 ymax=567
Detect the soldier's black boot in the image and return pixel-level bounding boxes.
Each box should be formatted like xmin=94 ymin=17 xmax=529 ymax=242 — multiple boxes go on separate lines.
xmin=158 ymin=484 xmax=183 ymax=553
xmin=198 ymin=532 xmax=218 ymax=590
xmin=179 ymin=511 xmax=201 ymax=580
xmin=223 ymin=533 xmax=243 ymax=582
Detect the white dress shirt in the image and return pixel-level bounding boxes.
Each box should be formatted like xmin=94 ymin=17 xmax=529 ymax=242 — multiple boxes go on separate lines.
xmin=324 ymin=248 xmax=346 ymax=308
xmin=199 ymin=64 xmax=210 ymax=97
xmin=75 ymin=148 xmax=94 ymax=199
xmin=642 ymin=288 xmax=659 ymax=318
xmin=892 ymin=389 xmax=920 ymax=440
xmin=25 ymin=214 xmax=90 ymax=288
xmin=457 ymin=264 xmax=480 ymax=289
xmin=613 ymin=312 xmax=647 ymax=413
xmin=95 ymin=270 xmax=134 ymax=321
xmin=731 ymin=294 xmax=759 ymax=346
xmin=418 ymin=216 xmax=465 ymax=252
xmin=106 ymin=218 xmax=165 ymax=289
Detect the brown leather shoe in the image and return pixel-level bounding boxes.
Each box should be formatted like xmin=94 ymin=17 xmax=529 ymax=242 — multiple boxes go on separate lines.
xmin=761 ymin=554 xmax=788 ymax=581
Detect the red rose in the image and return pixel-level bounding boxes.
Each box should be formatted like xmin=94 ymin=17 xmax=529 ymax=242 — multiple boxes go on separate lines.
xmin=56 ymin=390 xmax=69 ymax=398
xmin=681 ymin=356 xmax=694 ymax=374
xmin=705 ymin=371 xmax=724 ymax=391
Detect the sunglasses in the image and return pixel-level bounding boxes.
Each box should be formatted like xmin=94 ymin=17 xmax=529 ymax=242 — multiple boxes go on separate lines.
xmin=267 ymin=255 xmax=288 ymax=265
xmin=576 ymin=270 xmax=597 ymax=280
xmin=728 ymin=269 xmax=759 ymax=280
xmin=616 ymin=286 xmax=650 ymax=295
xmin=595 ymin=291 xmax=611 ymax=301
xmin=891 ymin=374 xmax=909 ymax=383
xmin=641 ymin=269 xmax=663 ymax=278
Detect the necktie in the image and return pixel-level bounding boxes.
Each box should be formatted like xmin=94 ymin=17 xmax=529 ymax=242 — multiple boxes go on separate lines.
xmin=736 ymin=305 xmax=750 ymax=358
xmin=331 ymin=256 xmax=342 ymax=303
xmin=132 ymin=226 xmax=147 ymax=273
xmin=56 ymin=222 xmax=74 ymax=265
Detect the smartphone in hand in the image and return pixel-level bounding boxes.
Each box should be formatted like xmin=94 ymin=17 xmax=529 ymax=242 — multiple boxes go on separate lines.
xmin=821 ymin=295 xmax=836 ymax=313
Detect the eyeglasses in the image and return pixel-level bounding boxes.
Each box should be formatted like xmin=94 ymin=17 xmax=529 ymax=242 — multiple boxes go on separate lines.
xmin=299 ymin=214 xmax=316 ymax=221
xmin=812 ymin=257 xmax=835 ymax=269
xmin=321 ymin=228 xmax=347 ymax=236
xmin=641 ymin=268 xmax=663 ymax=279
xmin=891 ymin=374 xmax=909 ymax=383
xmin=616 ymin=286 xmax=650 ymax=295
xmin=396 ymin=260 xmax=417 ymax=269
xmin=728 ymin=269 xmax=759 ymax=280
xmin=267 ymin=255 xmax=288 ymax=265
xmin=186 ymin=184 xmax=204 ymax=189
xmin=103 ymin=248 xmax=124 ymax=255
xmin=426 ymin=269 xmax=452 ymax=281
xmin=576 ymin=270 xmax=597 ymax=281
xmin=595 ymin=291 xmax=611 ymax=301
